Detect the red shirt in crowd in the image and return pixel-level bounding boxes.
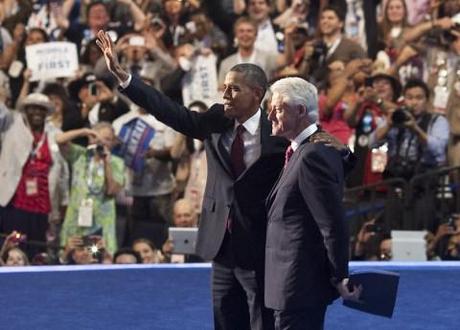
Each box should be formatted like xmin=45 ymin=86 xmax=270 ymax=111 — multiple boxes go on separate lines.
xmin=12 ymin=132 xmax=52 ymax=214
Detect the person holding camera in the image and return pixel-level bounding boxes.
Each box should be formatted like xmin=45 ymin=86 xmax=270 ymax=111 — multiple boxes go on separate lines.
xmin=56 ymin=123 xmax=125 ymax=255
xmin=301 ymin=4 xmax=366 ymax=88
xmin=346 ymin=68 xmax=401 ymax=187
xmin=60 ymin=234 xmax=112 ymax=264
xmin=65 ymin=73 xmax=130 ymax=142
xmin=372 ymin=79 xmax=449 ymax=230
xmin=352 ymin=219 xmax=392 ymax=261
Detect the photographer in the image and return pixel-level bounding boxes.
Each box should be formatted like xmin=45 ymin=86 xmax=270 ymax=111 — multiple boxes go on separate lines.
xmin=56 ymin=123 xmax=125 ymax=255
xmin=60 ymin=234 xmax=112 ymax=265
xmin=373 ymin=79 xmax=449 ymax=179
xmin=347 ymin=68 xmax=401 ymax=187
xmin=0 ymin=231 xmax=29 ymax=266
xmin=66 ymin=73 xmax=130 ymax=132
xmin=300 ymin=4 xmax=366 ymax=88
xmin=352 ymin=219 xmax=392 ymax=261
xmin=372 ymin=79 xmax=449 ymax=230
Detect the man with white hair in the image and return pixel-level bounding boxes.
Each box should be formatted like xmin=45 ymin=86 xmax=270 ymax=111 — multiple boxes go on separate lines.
xmin=265 ymin=77 xmax=361 ymax=330
xmin=0 ymin=93 xmax=68 ymax=258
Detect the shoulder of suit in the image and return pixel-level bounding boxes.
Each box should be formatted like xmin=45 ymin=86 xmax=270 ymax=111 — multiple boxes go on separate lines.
xmin=299 ymin=141 xmax=342 ymax=157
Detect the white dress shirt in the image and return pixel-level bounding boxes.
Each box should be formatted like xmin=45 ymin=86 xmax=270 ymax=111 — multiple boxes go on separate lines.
xmin=291 ymin=124 xmax=318 ymax=151
xmin=222 ymin=109 xmax=262 ymax=169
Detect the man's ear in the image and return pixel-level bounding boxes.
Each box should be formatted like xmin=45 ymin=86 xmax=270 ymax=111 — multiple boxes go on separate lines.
xmin=254 ymin=87 xmax=265 ymax=103
xmin=297 ymin=104 xmax=307 ymax=117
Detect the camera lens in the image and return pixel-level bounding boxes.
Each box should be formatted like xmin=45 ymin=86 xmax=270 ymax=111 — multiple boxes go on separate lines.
xmin=391 ymin=108 xmax=409 ymax=126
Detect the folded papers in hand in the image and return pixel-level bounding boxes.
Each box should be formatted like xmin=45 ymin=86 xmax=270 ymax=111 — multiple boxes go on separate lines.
xmin=342 ymin=270 xmax=399 ymax=318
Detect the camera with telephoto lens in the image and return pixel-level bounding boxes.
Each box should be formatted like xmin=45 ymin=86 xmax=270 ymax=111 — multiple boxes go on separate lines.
xmin=391 ymin=106 xmax=411 ymax=127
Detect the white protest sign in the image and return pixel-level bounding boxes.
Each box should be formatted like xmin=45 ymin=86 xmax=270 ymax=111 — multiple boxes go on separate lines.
xmin=26 ymin=42 xmax=79 ymax=81
xmin=182 ymin=53 xmax=219 ymax=107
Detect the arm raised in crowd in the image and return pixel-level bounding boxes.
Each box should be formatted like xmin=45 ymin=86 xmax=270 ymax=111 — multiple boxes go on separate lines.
xmin=55 ymin=128 xmax=99 ymax=145
xmin=403 ymin=17 xmax=455 ymax=44
xmin=117 ymin=0 xmax=146 ymax=31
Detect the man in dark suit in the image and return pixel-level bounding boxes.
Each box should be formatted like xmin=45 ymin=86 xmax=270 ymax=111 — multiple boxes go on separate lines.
xmin=265 ymin=77 xmax=361 ymax=330
xmin=96 ymin=30 xmax=352 ymax=330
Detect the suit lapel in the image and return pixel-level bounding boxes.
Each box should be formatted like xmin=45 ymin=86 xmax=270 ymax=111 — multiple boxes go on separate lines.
xmin=266 ymin=134 xmax=315 ymax=208
xmin=211 ymin=132 xmax=233 ymax=177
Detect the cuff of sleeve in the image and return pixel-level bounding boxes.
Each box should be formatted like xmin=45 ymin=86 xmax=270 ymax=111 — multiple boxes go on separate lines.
xmin=119 ymin=74 xmax=133 ymax=89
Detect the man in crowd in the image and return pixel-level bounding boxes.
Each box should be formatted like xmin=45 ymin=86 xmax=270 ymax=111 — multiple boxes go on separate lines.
xmin=0 ymin=93 xmax=67 ymax=258
xmin=218 ymin=16 xmax=294 ymax=88
xmin=301 ymin=4 xmax=366 ymax=87
xmin=265 ymin=77 xmax=360 ymax=330
xmin=373 ymin=79 xmax=449 ymax=230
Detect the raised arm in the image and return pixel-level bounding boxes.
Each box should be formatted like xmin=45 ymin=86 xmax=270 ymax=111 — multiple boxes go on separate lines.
xmin=55 ymin=128 xmax=99 ymax=145
xmin=96 ymin=30 xmax=226 ymax=140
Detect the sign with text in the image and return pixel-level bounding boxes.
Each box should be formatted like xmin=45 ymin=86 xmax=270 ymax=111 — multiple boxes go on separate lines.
xmin=182 ymin=53 xmax=219 ymax=107
xmin=26 ymin=42 xmax=79 ymax=81
xmin=114 ymin=118 xmax=156 ymax=173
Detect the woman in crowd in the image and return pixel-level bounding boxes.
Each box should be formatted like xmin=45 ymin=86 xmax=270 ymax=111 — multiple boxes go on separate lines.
xmin=1 ymin=246 xmax=29 ymax=266
xmin=132 ymin=238 xmax=162 ymax=264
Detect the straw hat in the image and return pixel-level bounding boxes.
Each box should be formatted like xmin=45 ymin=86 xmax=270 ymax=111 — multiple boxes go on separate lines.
xmin=19 ymin=93 xmax=54 ymax=115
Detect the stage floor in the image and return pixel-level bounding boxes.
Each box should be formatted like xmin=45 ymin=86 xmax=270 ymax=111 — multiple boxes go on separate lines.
xmin=1 ymin=262 xmax=459 ymax=330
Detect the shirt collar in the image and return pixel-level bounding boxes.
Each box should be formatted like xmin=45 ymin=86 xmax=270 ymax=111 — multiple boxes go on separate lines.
xmin=259 ymin=19 xmax=271 ymax=31
xmin=291 ymin=123 xmax=318 ymax=151
xmin=235 ymin=109 xmax=261 ymax=135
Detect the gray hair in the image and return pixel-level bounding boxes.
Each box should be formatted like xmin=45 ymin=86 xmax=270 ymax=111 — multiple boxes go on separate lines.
xmin=92 ymin=121 xmax=114 ymax=132
xmin=270 ymin=77 xmax=319 ymax=123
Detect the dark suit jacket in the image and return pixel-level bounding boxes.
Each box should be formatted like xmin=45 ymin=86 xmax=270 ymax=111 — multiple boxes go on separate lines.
xmin=264 ymin=134 xmax=349 ymax=311
xmin=122 ymin=77 xmax=288 ymax=268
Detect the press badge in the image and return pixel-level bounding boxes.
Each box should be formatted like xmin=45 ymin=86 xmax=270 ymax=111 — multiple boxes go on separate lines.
xmin=25 ymin=178 xmax=38 ymax=196
xmin=433 ymin=87 xmax=449 ymax=111
xmin=78 ymin=198 xmax=94 ymax=227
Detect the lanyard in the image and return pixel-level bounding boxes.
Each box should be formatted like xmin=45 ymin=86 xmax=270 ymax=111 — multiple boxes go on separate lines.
xmin=30 ymin=133 xmax=47 ymax=160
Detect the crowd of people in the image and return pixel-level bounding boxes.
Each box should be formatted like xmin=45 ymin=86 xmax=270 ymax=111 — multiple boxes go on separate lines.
xmin=0 ymin=0 xmax=460 ymax=267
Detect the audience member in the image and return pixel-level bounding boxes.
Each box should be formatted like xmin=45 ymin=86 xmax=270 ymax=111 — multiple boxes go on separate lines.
xmin=352 ymin=219 xmax=392 ymax=261
xmin=1 ymin=246 xmax=29 ymax=266
xmin=373 ymin=79 xmax=449 ymax=230
xmin=132 ymin=238 xmax=162 ymax=263
xmin=56 ymin=123 xmax=125 ymax=254
xmin=0 ymin=94 xmax=68 ymax=258
xmin=302 ymin=4 xmax=366 ymax=88
xmin=113 ymin=247 xmax=143 ymax=264
xmin=217 ymin=16 xmax=294 ymax=87
xmin=347 ymin=66 xmax=401 ymax=187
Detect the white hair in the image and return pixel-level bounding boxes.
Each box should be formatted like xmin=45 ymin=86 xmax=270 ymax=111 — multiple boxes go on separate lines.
xmin=270 ymin=77 xmax=319 ymax=123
